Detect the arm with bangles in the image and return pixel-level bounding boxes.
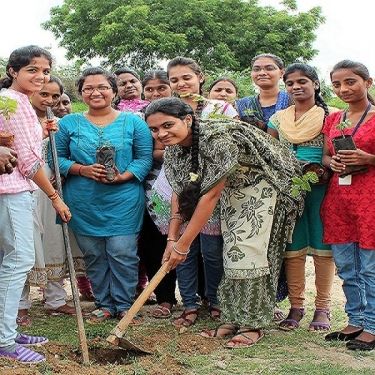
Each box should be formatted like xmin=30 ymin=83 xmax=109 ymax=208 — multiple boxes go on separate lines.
xmin=31 ymin=165 xmax=71 ymax=222
xmin=163 ymin=178 xmax=227 ymax=270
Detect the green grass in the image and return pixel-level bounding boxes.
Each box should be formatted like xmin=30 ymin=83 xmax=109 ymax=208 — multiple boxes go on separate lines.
xmin=1 ymin=297 xmax=373 ymax=375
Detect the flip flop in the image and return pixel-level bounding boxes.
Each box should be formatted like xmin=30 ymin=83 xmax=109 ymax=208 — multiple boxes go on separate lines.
xmin=200 ymin=323 xmax=239 ymax=339
xmin=151 ymin=304 xmax=172 ymax=319
xmin=225 ymin=329 xmax=264 ymax=349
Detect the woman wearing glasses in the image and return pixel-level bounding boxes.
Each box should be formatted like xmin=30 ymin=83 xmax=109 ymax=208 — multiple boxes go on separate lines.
xmin=235 ymin=54 xmax=292 ymax=132
xmin=51 ymin=67 xmax=153 ymax=323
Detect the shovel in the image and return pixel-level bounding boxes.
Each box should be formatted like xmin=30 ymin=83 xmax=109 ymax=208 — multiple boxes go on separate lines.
xmin=106 ymin=261 xmax=171 ymax=353
xmin=47 ymin=107 xmax=90 ymax=364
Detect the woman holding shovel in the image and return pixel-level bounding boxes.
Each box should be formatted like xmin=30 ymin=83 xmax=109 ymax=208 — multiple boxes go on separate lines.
xmin=0 ymin=45 xmax=71 ymax=364
xmin=322 ymin=60 xmax=375 ymax=351
xmin=145 ymin=97 xmax=303 ymax=348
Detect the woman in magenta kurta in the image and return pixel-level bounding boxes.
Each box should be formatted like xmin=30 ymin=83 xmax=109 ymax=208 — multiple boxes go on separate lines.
xmin=321 ymin=60 xmax=375 ymax=351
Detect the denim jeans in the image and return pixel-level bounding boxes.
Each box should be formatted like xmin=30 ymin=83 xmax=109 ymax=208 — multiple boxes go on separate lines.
xmin=0 ymin=192 xmax=35 ymax=348
xmin=74 ymin=233 xmax=139 ymax=315
xmin=332 ymin=243 xmax=375 ymax=335
xmin=177 ymin=234 xmax=223 ymax=310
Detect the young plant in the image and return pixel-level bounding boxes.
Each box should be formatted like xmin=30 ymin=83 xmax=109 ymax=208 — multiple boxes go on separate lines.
xmin=291 ymin=171 xmax=319 ymax=198
xmin=335 ymin=119 xmax=351 ymax=138
xmin=0 ymin=96 xmax=18 ymax=120
xmin=0 ymin=96 xmax=18 ymax=146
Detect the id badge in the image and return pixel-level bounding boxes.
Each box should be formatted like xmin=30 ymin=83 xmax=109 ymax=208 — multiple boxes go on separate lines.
xmin=338 ymin=175 xmax=352 ymax=186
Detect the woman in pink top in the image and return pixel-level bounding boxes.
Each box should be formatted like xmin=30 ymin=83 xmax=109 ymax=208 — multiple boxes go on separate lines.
xmin=0 ymin=45 xmax=70 ymax=364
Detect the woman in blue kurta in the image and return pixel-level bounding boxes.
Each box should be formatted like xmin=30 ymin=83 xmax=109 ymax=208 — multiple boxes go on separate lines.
xmin=51 ymin=67 xmax=153 ymax=322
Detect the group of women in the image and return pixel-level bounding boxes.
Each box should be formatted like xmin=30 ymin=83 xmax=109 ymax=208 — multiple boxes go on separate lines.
xmin=0 ymin=45 xmax=374 ymax=364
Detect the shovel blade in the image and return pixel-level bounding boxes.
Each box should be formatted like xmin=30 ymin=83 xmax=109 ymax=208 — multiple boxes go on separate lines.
xmin=117 ymin=337 xmax=153 ymax=354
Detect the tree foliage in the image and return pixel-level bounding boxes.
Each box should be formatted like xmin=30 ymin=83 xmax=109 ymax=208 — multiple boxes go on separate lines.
xmin=43 ymin=0 xmax=324 ymax=71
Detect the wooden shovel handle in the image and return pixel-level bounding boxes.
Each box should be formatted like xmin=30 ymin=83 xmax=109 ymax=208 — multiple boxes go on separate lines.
xmin=107 ymin=261 xmax=171 ymax=343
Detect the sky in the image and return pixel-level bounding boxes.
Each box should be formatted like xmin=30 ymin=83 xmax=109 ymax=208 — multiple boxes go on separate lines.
xmin=0 ymin=0 xmax=374 ymax=80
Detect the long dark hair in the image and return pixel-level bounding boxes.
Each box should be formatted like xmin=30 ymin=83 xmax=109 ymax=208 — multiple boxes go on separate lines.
xmin=0 ymin=45 xmax=53 ymax=89
xmin=284 ymin=63 xmax=329 ymax=117
xmin=145 ymin=97 xmax=200 ymax=221
xmin=330 ymin=60 xmax=375 ymax=105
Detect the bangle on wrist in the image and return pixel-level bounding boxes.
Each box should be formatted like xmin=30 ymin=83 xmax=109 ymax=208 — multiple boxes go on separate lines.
xmin=169 ymin=214 xmax=183 ymax=223
xmin=78 ymin=165 xmax=83 ymax=176
xmin=48 ymin=190 xmax=59 ymax=201
xmin=172 ymin=242 xmax=189 ymax=256
xmin=167 ymin=237 xmax=178 ymax=242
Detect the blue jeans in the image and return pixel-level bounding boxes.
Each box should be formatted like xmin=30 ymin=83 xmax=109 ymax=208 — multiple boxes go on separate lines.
xmin=332 ymin=243 xmax=375 ymax=335
xmin=177 ymin=234 xmax=223 ymax=310
xmin=0 ymin=192 xmax=35 ymax=348
xmin=74 ymin=233 xmax=139 ymax=315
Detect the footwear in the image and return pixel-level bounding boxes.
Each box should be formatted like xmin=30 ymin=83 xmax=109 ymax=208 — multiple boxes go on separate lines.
xmin=87 ymin=308 xmax=112 ymax=324
xmin=273 ymin=307 xmax=286 ymax=323
xmin=325 ymin=328 xmax=363 ymax=342
xmin=151 ymin=303 xmax=172 ymax=319
xmin=117 ymin=310 xmax=143 ymax=325
xmin=279 ymin=307 xmax=305 ymax=331
xmin=209 ymin=306 xmax=221 ymax=321
xmin=47 ymin=304 xmax=76 ymax=316
xmin=225 ymin=329 xmax=264 ymax=349
xmin=79 ymin=292 xmax=95 ymax=302
xmin=173 ymin=309 xmax=199 ymax=328
xmin=308 ymin=309 xmax=331 ymax=331
xmin=347 ymin=338 xmax=375 ymax=351
xmin=0 ymin=344 xmax=45 ymax=364
xmin=200 ymin=323 xmax=239 ymax=339
xmin=16 ymin=309 xmax=32 ymax=327
xmin=15 ymin=333 xmax=48 ymax=346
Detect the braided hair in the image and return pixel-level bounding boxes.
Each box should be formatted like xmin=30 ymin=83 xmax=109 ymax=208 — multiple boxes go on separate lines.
xmin=145 ymin=97 xmax=201 ymax=221
xmin=284 ymin=63 xmax=329 ymax=118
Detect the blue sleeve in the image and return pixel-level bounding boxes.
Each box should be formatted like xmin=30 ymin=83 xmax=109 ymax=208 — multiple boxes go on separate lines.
xmin=126 ymin=116 xmax=153 ymax=181
xmin=48 ymin=115 xmax=75 ymax=177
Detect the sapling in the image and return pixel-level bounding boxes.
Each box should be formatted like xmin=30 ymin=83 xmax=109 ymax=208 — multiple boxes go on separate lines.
xmin=335 ymin=119 xmax=352 ymax=138
xmin=291 ymin=171 xmax=319 ymax=198
xmin=0 ymin=96 xmax=18 ymax=146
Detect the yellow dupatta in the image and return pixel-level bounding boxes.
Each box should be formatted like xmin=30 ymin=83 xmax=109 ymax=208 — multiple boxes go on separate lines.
xmin=277 ymin=105 xmax=325 ymax=144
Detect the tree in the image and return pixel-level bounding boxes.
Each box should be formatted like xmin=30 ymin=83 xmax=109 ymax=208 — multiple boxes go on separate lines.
xmin=44 ymin=0 xmax=324 ymax=71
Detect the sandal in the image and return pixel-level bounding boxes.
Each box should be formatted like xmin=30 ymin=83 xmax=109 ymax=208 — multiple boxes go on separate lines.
xmin=173 ymin=309 xmax=199 ymax=328
xmin=200 ymin=323 xmax=239 ymax=339
xmin=273 ymin=306 xmax=286 ymax=323
xmin=279 ymin=307 xmax=305 ymax=331
xmin=47 ymin=303 xmax=76 ymax=316
xmin=16 ymin=309 xmax=32 ymax=327
xmin=151 ymin=303 xmax=172 ymax=319
xmin=209 ymin=306 xmax=221 ymax=321
xmin=325 ymin=328 xmax=363 ymax=342
xmin=225 ymin=329 xmax=264 ymax=349
xmin=87 ymin=308 xmax=112 ymax=324
xmin=309 ymin=309 xmax=331 ymax=331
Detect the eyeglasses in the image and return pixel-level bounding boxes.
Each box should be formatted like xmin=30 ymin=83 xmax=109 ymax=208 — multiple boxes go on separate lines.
xmin=81 ymin=86 xmax=112 ymax=94
xmin=251 ymin=65 xmax=279 ymax=73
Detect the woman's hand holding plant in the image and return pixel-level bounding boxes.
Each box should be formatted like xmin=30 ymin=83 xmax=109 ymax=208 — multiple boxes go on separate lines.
xmin=338 ymin=149 xmax=375 ymax=166
xmin=330 ymin=155 xmax=346 ymax=173
xmin=80 ymin=163 xmax=106 ymax=181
